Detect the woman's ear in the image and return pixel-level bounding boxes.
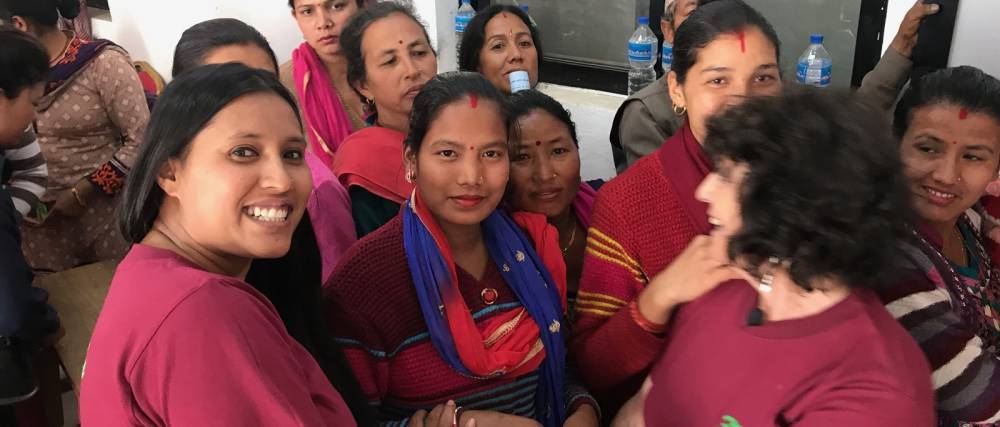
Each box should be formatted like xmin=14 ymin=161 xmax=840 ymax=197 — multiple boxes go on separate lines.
xmin=156 ymin=159 xmax=182 ymax=198
xmin=355 ymin=78 xmax=374 ymax=104
xmin=667 ymin=70 xmax=686 ymax=110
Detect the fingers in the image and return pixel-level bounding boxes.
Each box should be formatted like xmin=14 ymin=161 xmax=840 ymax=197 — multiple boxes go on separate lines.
xmin=919 ymin=1 xmax=940 ymax=17
xmin=410 ymin=409 xmax=428 ymax=427
xmin=434 ymin=400 xmax=456 ymax=427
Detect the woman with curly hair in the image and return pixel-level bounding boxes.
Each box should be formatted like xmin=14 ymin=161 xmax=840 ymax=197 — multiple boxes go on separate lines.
xmin=880 ymin=66 xmax=1000 ymax=426
xmin=613 ymin=87 xmax=934 ymax=427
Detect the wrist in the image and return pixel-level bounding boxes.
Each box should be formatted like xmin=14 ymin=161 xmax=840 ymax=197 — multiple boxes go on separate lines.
xmin=635 ymin=290 xmax=674 ymax=331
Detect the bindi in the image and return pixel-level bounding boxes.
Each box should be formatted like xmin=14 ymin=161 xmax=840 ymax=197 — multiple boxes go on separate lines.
xmin=535 ymin=140 xmax=541 ymax=146
xmin=959 ymin=108 xmax=969 ymax=120
xmin=737 ymin=31 xmax=746 ymax=53
xmin=469 ymin=146 xmax=476 ymax=151
xmin=398 ymin=40 xmax=403 ymax=44
xmin=469 ymin=94 xmax=478 ymax=109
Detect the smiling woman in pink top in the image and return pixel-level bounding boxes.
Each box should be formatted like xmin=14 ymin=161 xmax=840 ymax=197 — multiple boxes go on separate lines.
xmin=80 ymin=63 xmax=356 ymax=426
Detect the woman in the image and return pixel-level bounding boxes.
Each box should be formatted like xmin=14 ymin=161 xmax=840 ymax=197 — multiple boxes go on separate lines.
xmin=80 ymin=64 xmax=356 ymax=425
xmin=173 ymin=17 xmax=357 ymax=283
xmin=2 ymin=0 xmax=150 ymax=272
xmin=281 ymin=0 xmax=366 ymax=170
xmin=879 ymin=66 xmax=1000 ymax=426
xmin=571 ymin=0 xmax=782 ymax=414
xmin=333 ymin=2 xmax=437 ymax=237
xmin=506 ymin=90 xmax=597 ymax=310
xmin=325 ymin=72 xmax=598 ymax=426
xmin=170 ymin=21 xmax=372 ymax=423
xmin=613 ymin=88 xmax=934 ymax=427
xmin=458 ymin=5 xmax=541 ymax=94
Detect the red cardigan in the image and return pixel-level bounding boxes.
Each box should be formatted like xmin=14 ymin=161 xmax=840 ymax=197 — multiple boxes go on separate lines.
xmin=572 ymin=127 xmax=708 ymax=415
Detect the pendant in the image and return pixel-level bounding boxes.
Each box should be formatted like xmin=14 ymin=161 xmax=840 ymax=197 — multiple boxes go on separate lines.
xmin=481 ymin=288 xmax=498 ymax=305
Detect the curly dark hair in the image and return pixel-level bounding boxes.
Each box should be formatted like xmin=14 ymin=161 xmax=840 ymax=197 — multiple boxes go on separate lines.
xmin=457 ymin=5 xmax=542 ymax=76
xmin=405 ymin=71 xmax=512 ymax=153
xmin=703 ymin=87 xmax=914 ymax=291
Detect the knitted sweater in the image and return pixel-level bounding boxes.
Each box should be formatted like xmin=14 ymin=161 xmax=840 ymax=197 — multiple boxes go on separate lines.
xmin=572 ymin=144 xmax=702 ymax=415
xmin=879 ymin=224 xmax=1000 ymax=425
xmin=325 ymin=216 xmax=597 ymax=426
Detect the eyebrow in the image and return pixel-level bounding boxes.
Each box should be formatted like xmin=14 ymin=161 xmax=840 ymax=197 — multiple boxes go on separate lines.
xmin=487 ymin=31 xmax=531 ymax=41
xmin=231 ymin=132 xmax=306 ymax=144
xmin=378 ymin=40 xmax=426 ymax=56
xmin=966 ymin=144 xmax=996 ymax=154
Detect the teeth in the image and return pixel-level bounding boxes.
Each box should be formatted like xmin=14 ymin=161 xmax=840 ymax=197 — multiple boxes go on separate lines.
xmin=708 ymin=217 xmax=722 ymax=226
xmin=927 ymin=188 xmax=956 ymax=199
xmin=245 ymin=206 xmax=289 ymax=222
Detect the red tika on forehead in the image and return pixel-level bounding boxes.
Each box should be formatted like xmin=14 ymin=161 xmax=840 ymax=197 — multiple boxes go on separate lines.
xmin=469 ymin=94 xmax=478 ymax=109
xmin=738 ymin=31 xmax=746 ymax=53
xmin=959 ymin=108 xmax=969 ymax=120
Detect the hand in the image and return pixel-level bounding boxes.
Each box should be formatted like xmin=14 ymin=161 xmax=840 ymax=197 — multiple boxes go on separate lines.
xmin=410 ymin=401 xmax=474 ymax=427
xmin=49 ymin=182 xmax=93 ymax=219
xmin=637 ymin=234 xmax=741 ymax=324
xmin=889 ymin=0 xmax=940 ymax=58
xmin=461 ymin=410 xmax=539 ymax=427
xmin=611 ymin=377 xmax=653 ymax=427
xmin=564 ymin=403 xmax=599 ymax=427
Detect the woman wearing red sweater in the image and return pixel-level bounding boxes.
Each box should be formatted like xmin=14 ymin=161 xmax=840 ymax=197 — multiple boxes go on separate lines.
xmin=325 ymin=72 xmax=598 ymax=427
xmin=612 ymin=88 xmax=934 ymax=427
xmin=571 ymin=0 xmax=781 ymax=413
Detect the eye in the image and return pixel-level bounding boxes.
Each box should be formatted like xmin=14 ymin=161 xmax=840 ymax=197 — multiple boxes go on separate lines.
xmin=915 ymin=144 xmax=939 ymax=155
xmin=382 ymin=56 xmax=398 ymax=66
xmin=482 ymin=149 xmax=505 ymax=159
xmin=231 ymin=146 xmax=259 ymax=160
xmin=708 ymin=78 xmax=726 ymax=86
xmin=299 ymin=7 xmax=313 ymax=16
xmin=490 ymin=42 xmax=504 ymax=51
xmin=518 ymin=40 xmax=533 ymax=48
xmin=284 ymin=149 xmax=305 ymax=161
xmin=755 ymin=74 xmax=777 ymax=83
xmin=513 ymin=152 xmax=530 ymax=162
xmin=964 ymin=153 xmax=986 ymax=162
xmin=437 ymin=149 xmax=457 ymax=158
xmin=552 ymin=147 xmax=570 ymax=156
xmin=413 ymin=49 xmax=429 ymax=57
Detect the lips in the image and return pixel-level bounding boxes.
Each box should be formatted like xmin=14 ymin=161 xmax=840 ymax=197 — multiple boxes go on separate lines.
xmin=404 ymin=84 xmax=425 ymax=98
xmin=451 ymin=195 xmax=485 ymax=208
xmin=531 ymin=188 xmax=563 ymax=201
xmin=920 ymin=185 xmax=959 ymax=207
xmin=243 ymin=203 xmax=293 ymax=225
xmin=318 ymin=35 xmax=338 ymax=45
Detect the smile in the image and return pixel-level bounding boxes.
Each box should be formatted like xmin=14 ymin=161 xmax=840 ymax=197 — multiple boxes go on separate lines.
xmin=243 ymin=205 xmax=291 ymax=223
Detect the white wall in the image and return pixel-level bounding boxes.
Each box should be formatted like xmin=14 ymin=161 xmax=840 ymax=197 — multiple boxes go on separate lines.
xmin=882 ymin=0 xmax=1000 ymax=77
xmin=92 ymin=0 xmax=303 ymax=79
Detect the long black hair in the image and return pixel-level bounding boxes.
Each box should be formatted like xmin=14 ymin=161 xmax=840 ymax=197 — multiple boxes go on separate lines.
xmin=119 ymin=62 xmax=375 ymax=424
xmin=457 ymin=5 xmax=542 ymax=74
xmin=172 ymin=18 xmax=279 ymax=78
xmin=0 ymin=0 xmax=79 ymax=32
xmin=0 ymin=26 xmax=48 ymax=100
xmin=893 ymin=66 xmax=1000 ymax=139
xmin=405 ymin=71 xmax=512 ymax=153
xmin=672 ymin=0 xmax=779 ymax=83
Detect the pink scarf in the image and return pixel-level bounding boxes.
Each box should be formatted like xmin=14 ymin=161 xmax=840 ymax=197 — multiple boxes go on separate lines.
xmin=292 ymin=42 xmax=355 ymax=169
xmin=571 ymin=182 xmax=598 ymax=229
xmin=305 ymin=150 xmax=357 ymax=283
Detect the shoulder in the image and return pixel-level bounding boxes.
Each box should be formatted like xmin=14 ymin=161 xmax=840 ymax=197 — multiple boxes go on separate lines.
xmin=596 ymin=153 xmax=670 ymax=209
xmin=90 ymin=45 xmax=136 ymax=73
xmin=326 ymin=215 xmax=407 ymax=299
xmin=279 ymin=60 xmax=296 ymax=90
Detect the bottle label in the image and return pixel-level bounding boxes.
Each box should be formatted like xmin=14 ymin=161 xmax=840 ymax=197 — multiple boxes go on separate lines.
xmin=661 ymin=44 xmax=673 ymax=66
xmin=455 ymin=15 xmax=471 ymax=33
xmin=628 ymin=41 xmax=654 ymax=62
xmin=796 ymin=62 xmax=832 ymax=87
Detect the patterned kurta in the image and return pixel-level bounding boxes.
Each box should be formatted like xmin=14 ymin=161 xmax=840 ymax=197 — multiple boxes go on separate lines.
xmin=21 ymin=44 xmax=149 ymax=272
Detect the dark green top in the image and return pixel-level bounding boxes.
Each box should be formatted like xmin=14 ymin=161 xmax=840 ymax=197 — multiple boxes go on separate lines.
xmin=349 ymin=186 xmax=401 ymax=238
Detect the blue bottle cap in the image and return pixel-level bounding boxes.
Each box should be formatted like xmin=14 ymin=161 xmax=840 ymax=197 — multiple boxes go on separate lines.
xmin=638 ymin=16 xmax=649 ymax=26
xmin=810 ymin=34 xmax=824 ymax=44
xmin=519 ymin=5 xmax=528 ymax=12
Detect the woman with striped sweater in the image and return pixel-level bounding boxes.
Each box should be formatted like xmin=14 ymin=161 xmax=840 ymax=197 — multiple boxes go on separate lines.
xmin=882 ymin=66 xmax=1000 ymax=425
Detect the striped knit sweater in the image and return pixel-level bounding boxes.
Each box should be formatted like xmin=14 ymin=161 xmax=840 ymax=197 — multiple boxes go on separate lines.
xmin=571 ymin=146 xmax=701 ymax=416
xmin=324 ymin=216 xmax=597 ymax=426
xmin=879 ymin=224 xmax=1000 ymax=426
xmin=2 ymin=126 xmax=47 ymax=219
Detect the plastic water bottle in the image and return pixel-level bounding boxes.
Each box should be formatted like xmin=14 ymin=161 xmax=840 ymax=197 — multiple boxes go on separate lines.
xmin=455 ymin=0 xmax=475 ymax=38
xmin=627 ymin=16 xmax=657 ymax=95
xmin=518 ymin=4 xmax=537 ymax=28
xmin=796 ymin=34 xmax=832 ymax=88
xmin=661 ymin=40 xmax=673 ymax=74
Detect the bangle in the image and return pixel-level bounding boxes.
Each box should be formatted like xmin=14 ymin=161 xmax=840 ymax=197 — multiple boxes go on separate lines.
xmin=71 ymin=187 xmax=87 ymax=207
xmin=630 ymin=300 xmax=666 ymax=335
xmin=452 ymin=405 xmax=464 ymax=427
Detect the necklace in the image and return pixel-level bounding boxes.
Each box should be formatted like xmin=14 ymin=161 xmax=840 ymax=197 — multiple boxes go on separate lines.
xmin=561 ymin=222 xmax=578 ymax=254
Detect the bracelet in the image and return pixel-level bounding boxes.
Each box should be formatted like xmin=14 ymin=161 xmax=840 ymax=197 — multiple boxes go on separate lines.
xmin=629 ymin=300 xmax=666 ymax=335
xmin=71 ymin=187 xmax=87 ymax=208
xmin=452 ymin=405 xmax=464 ymax=427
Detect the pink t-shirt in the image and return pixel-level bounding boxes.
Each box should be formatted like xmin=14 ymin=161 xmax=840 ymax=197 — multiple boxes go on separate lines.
xmin=80 ymin=244 xmax=356 ymax=426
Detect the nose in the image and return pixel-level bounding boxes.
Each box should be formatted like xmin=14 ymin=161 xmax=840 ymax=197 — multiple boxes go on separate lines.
xmin=931 ymin=153 xmax=962 ymax=185
xmin=695 ymin=173 xmax=717 ymax=204
xmin=316 ymin=9 xmax=333 ymax=29
xmin=532 ymin=155 xmax=555 ymax=183
xmin=457 ymin=153 xmax=485 ymax=187
xmin=400 ymin=54 xmax=421 ymax=80
xmin=260 ymin=155 xmax=294 ymax=193
xmin=508 ymin=44 xmax=524 ymax=64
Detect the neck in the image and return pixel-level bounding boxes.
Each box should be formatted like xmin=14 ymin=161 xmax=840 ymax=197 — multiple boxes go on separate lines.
xmin=439 ymin=218 xmax=484 ymax=255
xmin=377 ymin=109 xmax=409 ymax=134
xmin=929 ymin=218 xmax=959 ymax=242
xmin=320 ymin=52 xmax=346 ymax=79
xmin=549 ymin=206 xmax=576 ymax=236
xmin=141 ymin=217 xmax=252 ymax=280
xmin=39 ymin=29 xmax=69 ymax=62
xmin=756 ymin=270 xmax=851 ymax=323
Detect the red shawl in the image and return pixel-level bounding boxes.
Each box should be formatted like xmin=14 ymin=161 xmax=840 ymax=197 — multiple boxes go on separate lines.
xmin=331 ymin=126 xmax=413 ymax=204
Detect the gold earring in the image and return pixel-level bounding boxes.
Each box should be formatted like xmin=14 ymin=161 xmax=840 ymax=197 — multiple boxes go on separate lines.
xmin=672 ymin=104 xmax=687 ymax=116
